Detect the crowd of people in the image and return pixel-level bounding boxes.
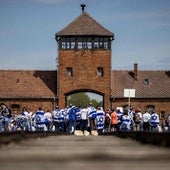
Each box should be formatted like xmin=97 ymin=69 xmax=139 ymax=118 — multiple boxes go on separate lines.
xmin=0 ymin=102 xmax=170 ymax=134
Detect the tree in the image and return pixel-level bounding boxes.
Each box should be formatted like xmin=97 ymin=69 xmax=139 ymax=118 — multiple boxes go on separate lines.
xmin=67 ymin=92 xmax=90 ymax=107
xmin=90 ymin=99 xmax=99 ymax=108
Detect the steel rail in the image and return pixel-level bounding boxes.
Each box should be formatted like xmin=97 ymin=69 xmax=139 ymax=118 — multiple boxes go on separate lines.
xmin=100 ymin=131 xmax=170 ymax=147
xmin=0 ymin=131 xmax=170 ymax=147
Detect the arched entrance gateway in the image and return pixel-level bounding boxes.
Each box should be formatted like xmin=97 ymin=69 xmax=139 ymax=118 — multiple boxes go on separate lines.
xmin=65 ymin=90 xmax=104 ymax=108
xmin=55 ymin=4 xmax=114 ymax=109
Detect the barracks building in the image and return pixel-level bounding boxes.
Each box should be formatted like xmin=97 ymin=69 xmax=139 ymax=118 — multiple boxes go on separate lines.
xmin=0 ymin=5 xmax=170 ymax=118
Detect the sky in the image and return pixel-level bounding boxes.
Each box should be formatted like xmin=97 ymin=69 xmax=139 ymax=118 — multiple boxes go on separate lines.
xmin=0 ymin=0 xmax=170 ymax=70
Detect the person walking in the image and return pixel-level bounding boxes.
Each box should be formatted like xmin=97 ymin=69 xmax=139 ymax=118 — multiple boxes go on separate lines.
xmin=27 ymin=108 xmax=34 ymax=131
xmin=110 ymin=109 xmax=118 ymax=132
xmin=120 ymin=110 xmax=133 ymax=131
xmin=167 ymin=113 xmax=170 ymax=132
xmin=0 ymin=103 xmax=12 ymax=132
xmin=133 ymin=109 xmax=142 ymax=131
xmin=80 ymin=106 xmax=88 ymax=134
xmin=142 ymin=110 xmax=151 ymax=131
xmin=150 ymin=110 xmax=160 ymax=132
xmin=52 ymin=106 xmax=61 ymax=132
xmin=116 ymin=108 xmax=123 ymax=131
xmin=44 ymin=110 xmax=52 ymax=131
xmin=104 ymin=112 xmax=111 ymax=132
xmin=67 ymin=104 xmax=76 ymax=134
xmin=87 ymin=103 xmax=97 ymax=132
xmin=96 ymin=107 xmax=105 ymax=134
xmin=34 ymin=107 xmax=45 ymax=131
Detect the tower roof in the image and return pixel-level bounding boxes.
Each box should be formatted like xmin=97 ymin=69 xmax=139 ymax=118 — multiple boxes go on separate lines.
xmin=56 ymin=12 xmax=114 ymax=37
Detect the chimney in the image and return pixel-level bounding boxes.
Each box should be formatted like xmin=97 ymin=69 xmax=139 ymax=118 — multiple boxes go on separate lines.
xmin=134 ymin=63 xmax=138 ymax=80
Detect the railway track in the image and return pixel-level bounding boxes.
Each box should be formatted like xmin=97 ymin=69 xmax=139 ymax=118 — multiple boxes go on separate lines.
xmin=0 ymin=131 xmax=170 ymax=147
xmin=102 ymin=131 xmax=170 ymax=147
xmin=0 ymin=131 xmax=69 ymax=146
xmin=0 ymin=131 xmax=170 ymax=170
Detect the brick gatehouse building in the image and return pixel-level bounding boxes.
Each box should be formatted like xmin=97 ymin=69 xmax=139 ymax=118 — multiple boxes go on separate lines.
xmin=0 ymin=5 xmax=170 ymax=118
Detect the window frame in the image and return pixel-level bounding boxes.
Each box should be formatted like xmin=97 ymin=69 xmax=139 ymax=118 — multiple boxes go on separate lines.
xmin=66 ymin=67 xmax=73 ymax=77
xmin=97 ymin=67 xmax=104 ymax=77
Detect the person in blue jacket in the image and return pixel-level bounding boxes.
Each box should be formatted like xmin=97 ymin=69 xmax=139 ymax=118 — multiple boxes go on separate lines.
xmin=67 ymin=104 xmax=76 ymax=133
xmin=149 ymin=109 xmax=160 ymax=132
xmin=34 ymin=107 xmax=45 ymax=131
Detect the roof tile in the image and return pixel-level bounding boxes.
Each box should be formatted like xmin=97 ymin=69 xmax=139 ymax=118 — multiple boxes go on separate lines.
xmin=56 ymin=12 xmax=114 ymax=36
xmin=0 ymin=70 xmax=57 ymax=98
xmin=111 ymin=70 xmax=170 ymax=98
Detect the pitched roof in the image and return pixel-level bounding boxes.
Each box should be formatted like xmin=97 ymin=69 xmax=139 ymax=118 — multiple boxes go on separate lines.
xmin=56 ymin=12 xmax=114 ymax=36
xmin=0 ymin=69 xmax=169 ymax=99
xmin=111 ymin=70 xmax=170 ymax=98
xmin=0 ymin=70 xmax=57 ymax=98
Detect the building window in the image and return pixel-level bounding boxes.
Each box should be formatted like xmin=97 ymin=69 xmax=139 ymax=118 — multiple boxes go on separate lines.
xmin=87 ymin=42 xmax=92 ymax=49
xmin=97 ymin=67 xmax=104 ymax=77
xmin=71 ymin=42 xmax=75 ymax=49
xmin=143 ymin=78 xmax=149 ymax=85
xmin=66 ymin=67 xmax=73 ymax=77
xmin=160 ymin=111 xmax=165 ymax=119
xmin=11 ymin=104 xmax=20 ymax=110
xmin=58 ymin=36 xmax=111 ymax=50
xmin=62 ymin=42 xmax=66 ymax=49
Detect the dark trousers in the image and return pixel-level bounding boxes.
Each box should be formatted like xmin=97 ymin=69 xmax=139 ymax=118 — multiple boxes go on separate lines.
xmin=89 ymin=117 xmax=96 ymax=130
xmin=45 ymin=122 xmax=51 ymax=131
xmin=143 ymin=122 xmax=150 ymax=131
xmin=80 ymin=119 xmax=88 ymax=132
xmin=53 ymin=121 xmax=60 ymax=132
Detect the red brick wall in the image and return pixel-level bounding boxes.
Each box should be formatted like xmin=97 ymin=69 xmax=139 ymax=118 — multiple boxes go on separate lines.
xmin=1 ymin=99 xmax=55 ymax=114
xmin=112 ymin=98 xmax=170 ymax=118
xmin=58 ymin=50 xmax=112 ymax=109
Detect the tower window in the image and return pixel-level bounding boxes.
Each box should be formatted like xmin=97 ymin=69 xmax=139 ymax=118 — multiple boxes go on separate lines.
xmin=97 ymin=67 xmax=104 ymax=77
xmin=66 ymin=67 xmax=73 ymax=77
xmin=71 ymin=42 xmax=75 ymax=49
xmin=58 ymin=36 xmax=111 ymax=50
xmin=94 ymin=37 xmax=99 ymax=48
xmin=87 ymin=42 xmax=92 ymax=49
xmin=62 ymin=42 xmax=66 ymax=49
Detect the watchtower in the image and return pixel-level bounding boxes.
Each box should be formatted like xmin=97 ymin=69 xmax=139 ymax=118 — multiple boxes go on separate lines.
xmin=55 ymin=4 xmax=114 ymax=109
